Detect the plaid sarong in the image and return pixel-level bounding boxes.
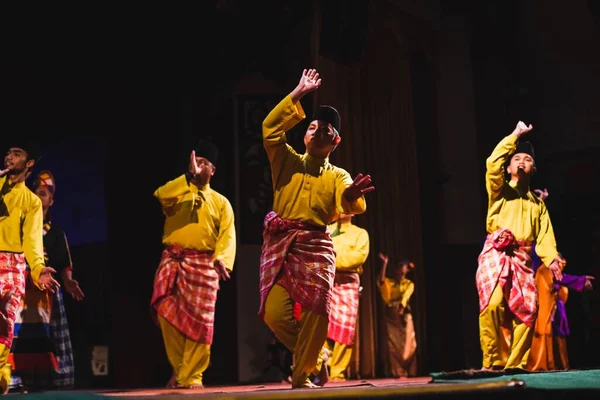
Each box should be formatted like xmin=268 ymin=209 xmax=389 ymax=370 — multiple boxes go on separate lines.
xmin=258 ymin=211 xmax=335 ymax=319
xmin=327 ymin=272 xmax=360 ymax=345
xmin=0 ymin=252 xmax=27 ymax=347
xmin=151 ymin=245 xmax=219 ymax=344
xmin=49 ymin=289 xmax=74 ymax=388
xmin=476 ymin=228 xmax=537 ymax=327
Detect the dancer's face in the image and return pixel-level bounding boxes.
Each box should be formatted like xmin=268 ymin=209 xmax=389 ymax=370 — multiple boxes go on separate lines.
xmin=506 ymin=152 xmax=535 ymax=178
xmin=304 ymin=120 xmax=341 ymax=158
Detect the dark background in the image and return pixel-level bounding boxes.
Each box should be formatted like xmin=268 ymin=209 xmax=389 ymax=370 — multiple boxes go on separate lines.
xmin=2 ymin=0 xmax=599 ymax=389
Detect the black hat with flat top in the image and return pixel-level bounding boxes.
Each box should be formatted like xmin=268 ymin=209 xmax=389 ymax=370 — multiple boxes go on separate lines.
xmin=311 ymin=105 xmax=341 ymax=134
xmin=507 ymin=140 xmax=535 ymax=164
xmin=194 ymin=139 xmax=219 ymax=166
xmin=5 ymin=138 xmax=42 ymax=162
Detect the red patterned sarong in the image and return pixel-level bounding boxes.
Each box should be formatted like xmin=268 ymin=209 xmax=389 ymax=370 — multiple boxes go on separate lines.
xmin=258 ymin=211 xmax=335 ymax=319
xmin=0 ymin=252 xmax=27 ymax=347
xmin=327 ymin=272 xmax=360 ymax=345
xmin=150 ymin=245 xmax=219 ymax=344
xmin=476 ymin=228 xmax=537 ymax=327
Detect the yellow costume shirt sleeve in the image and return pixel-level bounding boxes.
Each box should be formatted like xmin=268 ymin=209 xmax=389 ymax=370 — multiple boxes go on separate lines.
xmin=533 ymin=202 xmax=559 ymax=267
xmin=377 ymin=278 xmax=395 ymax=306
xmin=486 ymin=134 xmax=518 ymax=200
xmin=400 ymin=280 xmax=415 ymax=308
xmin=336 ymin=170 xmax=366 ymax=215
xmin=262 ymin=94 xmax=305 ymax=179
xmin=214 ymin=197 xmax=236 ymax=272
xmin=23 ymin=196 xmax=46 ymax=288
xmin=153 ymin=175 xmax=191 ymax=210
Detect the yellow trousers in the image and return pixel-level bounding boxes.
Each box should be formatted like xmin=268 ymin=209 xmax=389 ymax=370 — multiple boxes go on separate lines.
xmin=479 ymin=283 xmax=533 ymax=369
xmin=264 ymin=284 xmax=329 ymax=388
xmin=325 ymin=340 xmax=352 ymax=380
xmin=158 ymin=316 xmax=210 ymax=387
xmin=0 ymin=344 xmax=10 ymax=394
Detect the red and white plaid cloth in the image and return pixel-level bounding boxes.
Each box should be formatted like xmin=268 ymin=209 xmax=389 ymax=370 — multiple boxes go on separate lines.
xmin=476 ymin=228 xmax=537 ymax=327
xmin=258 ymin=211 xmax=335 ymax=319
xmin=0 ymin=252 xmax=27 ymax=347
xmin=151 ymin=245 xmax=219 ymax=344
xmin=327 ymin=272 xmax=360 ymax=345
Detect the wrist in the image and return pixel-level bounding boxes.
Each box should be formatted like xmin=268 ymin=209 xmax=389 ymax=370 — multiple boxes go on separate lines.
xmin=185 ymin=171 xmax=195 ymax=183
xmin=343 ymin=191 xmax=354 ymax=203
xmin=290 ymin=86 xmax=309 ymax=103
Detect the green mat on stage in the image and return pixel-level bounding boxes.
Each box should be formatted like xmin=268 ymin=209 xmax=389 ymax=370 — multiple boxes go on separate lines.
xmin=430 ymin=368 xmax=600 ymax=390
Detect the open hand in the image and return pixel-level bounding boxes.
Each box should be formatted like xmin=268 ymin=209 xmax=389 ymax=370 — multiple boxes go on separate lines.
xmin=533 ymin=188 xmax=549 ymax=201
xmin=548 ymin=258 xmax=563 ymax=282
xmin=214 ymin=259 xmax=231 ymax=281
xmin=38 ymin=267 xmax=60 ymax=294
xmin=343 ymin=173 xmax=375 ymax=202
xmin=584 ymin=276 xmax=595 ymax=291
xmin=297 ymin=69 xmax=321 ymax=93
xmin=379 ymin=252 xmax=389 ymax=264
xmin=64 ymin=278 xmax=85 ymax=301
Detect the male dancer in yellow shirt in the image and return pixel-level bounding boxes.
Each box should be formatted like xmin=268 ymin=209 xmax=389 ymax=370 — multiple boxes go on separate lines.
xmin=476 ymin=121 xmax=562 ymax=371
xmin=324 ymin=213 xmax=369 ymax=381
xmin=259 ymin=68 xmax=375 ymax=388
xmin=1 ymin=140 xmax=60 ymax=394
xmin=151 ymin=139 xmax=236 ymax=389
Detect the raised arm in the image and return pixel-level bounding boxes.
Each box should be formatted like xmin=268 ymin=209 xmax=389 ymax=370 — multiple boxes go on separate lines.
xmin=486 ymin=121 xmax=532 ymax=198
xmin=153 ymin=150 xmax=207 ymax=209
xmin=378 ymin=252 xmax=389 ymax=284
xmin=262 ymin=69 xmax=321 ymax=166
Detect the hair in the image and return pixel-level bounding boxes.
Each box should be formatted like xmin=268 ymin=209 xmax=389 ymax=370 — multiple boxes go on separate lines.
xmin=397 ymin=260 xmax=415 ymax=271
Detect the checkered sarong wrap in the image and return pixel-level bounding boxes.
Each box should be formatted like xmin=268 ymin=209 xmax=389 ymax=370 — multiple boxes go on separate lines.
xmin=327 ymin=272 xmax=360 ymax=345
xmin=50 ymin=289 xmax=75 ymax=388
xmin=151 ymin=245 xmax=219 ymax=344
xmin=0 ymin=252 xmax=27 ymax=347
xmin=258 ymin=211 xmax=335 ymax=319
xmin=476 ymin=228 xmax=537 ymax=327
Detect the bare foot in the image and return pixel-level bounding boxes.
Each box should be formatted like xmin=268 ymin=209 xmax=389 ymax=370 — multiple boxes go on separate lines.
xmin=187 ymin=384 xmax=204 ymax=389
xmin=165 ymin=373 xmax=183 ymax=389
xmin=294 ymin=381 xmax=319 ymax=389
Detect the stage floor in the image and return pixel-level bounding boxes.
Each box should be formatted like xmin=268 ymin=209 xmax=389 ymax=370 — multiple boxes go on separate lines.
xmin=16 ymin=370 xmax=600 ymax=399
xmin=100 ymin=377 xmax=432 ymax=399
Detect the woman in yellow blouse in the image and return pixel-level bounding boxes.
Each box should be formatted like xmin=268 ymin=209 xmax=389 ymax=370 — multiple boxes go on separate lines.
xmin=377 ymin=253 xmax=417 ymax=378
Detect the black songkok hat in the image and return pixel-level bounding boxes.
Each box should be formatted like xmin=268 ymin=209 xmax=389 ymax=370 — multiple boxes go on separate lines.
xmin=508 ymin=140 xmax=535 ymax=164
xmin=311 ymin=105 xmax=341 ymax=134
xmin=195 ymin=139 xmax=219 ymax=166
xmin=6 ymin=138 xmax=42 ymax=162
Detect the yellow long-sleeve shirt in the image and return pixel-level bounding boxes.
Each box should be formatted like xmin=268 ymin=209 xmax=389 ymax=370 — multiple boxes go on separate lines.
xmin=485 ymin=134 xmax=559 ymax=267
xmin=377 ymin=277 xmax=414 ymax=308
xmin=262 ymin=95 xmax=367 ymax=227
xmin=0 ymin=176 xmax=45 ymax=286
xmin=153 ymin=175 xmax=236 ymax=271
xmin=328 ymin=221 xmax=370 ymax=275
